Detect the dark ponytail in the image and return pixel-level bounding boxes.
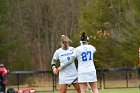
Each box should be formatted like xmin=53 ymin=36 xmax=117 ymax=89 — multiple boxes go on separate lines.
xmin=80 ymin=32 xmax=87 ymax=41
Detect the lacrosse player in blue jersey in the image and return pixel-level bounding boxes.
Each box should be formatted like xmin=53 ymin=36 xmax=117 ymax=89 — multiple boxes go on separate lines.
xmin=51 ymin=35 xmax=80 ymax=93
xmin=58 ymin=32 xmax=99 ymax=93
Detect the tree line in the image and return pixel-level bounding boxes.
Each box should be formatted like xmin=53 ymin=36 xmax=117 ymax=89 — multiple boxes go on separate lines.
xmin=0 ymin=0 xmax=140 ymax=71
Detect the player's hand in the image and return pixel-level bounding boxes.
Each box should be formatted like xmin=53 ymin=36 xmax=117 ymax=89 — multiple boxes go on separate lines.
xmin=53 ymin=68 xmax=58 ymax=75
xmin=57 ymin=67 xmax=62 ymax=71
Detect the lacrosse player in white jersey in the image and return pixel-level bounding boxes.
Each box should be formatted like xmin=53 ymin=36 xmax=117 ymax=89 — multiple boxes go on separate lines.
xmin=58 ymin=32 xmax=99 ymax=93
xmin=51 ymin=35 xmax=80 ymax=93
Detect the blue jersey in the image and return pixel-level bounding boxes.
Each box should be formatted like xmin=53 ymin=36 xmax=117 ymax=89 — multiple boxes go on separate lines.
xmin=72 ymin=44 xmax=96 ymax=74
xmin=53 ymin=46 xmax=78 ymax=84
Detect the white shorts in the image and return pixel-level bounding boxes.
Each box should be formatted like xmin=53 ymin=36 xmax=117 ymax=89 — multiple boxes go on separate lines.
xmin=78 ymin=71 xmax=97 ymax=83
xmin=59 ymin=74 xmax=78 ymax=84
xmin=59 ymin=64 xmax=78 ymax=84
xmin=59 ymin=69 xmax=78 ymax=84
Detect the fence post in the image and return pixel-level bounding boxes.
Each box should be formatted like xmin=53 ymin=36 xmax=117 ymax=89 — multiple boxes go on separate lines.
xmin=52 ymin=73 xmax=55 ymax=92
xmin=99 ymin=76 xmax=102 ymax=89
xmin=138 ymin=67 xmax=140 ymax=79
xmin=102 ymin=69 xmax=105 ymax=89
xmin=125 ymin=68 xmax=129 ymax=88
xmin=100 ymin=68 xmax=104 ymax=90
xmin=55 ymin=75 xmax=57 ymax=90
xmin=16 ymin=74 xmax=20 ymax=91
xmin=53 ymin=74 xmax=57 ymax=91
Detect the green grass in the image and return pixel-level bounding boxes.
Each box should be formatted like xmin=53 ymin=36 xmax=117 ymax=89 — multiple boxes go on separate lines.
xmin=40 ymin=88 xmax=139 ymax=93
xmin=99 ymin=88 xmax=139 ymax=93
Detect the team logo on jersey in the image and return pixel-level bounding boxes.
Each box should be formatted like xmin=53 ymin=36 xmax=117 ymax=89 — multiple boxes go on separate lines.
xmin=61 ymin=51 xmax=73 ymax=57
xmin=83 ymin=47 xmax=87 ymax=50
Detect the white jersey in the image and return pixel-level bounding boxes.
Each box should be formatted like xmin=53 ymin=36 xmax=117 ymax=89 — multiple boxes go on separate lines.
xmin=53 ymin=47 xmax=78 ymax=84
xmin=72 ymin=44 xmax=96 ymax=74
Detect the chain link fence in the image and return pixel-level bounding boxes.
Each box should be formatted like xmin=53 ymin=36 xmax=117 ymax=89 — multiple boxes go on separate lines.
xmin=7 ymin=71 xmax=54 ymax=92
xmin=97 ymin=67 xmax=139 ymax=89
xmin=6 ymin=68 xmax=139 ymax=92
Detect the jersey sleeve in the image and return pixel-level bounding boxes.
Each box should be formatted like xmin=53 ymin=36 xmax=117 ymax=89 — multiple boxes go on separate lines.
xmin=91 ymin=45 xmax=96 ymax=53
xmin=53 ymin=50 xmax=59 ymax=60
xmin=70 ymin=47 xmax=75 ymax=52
xmin=72 ymin=48 xmax=78 ymax=57
xmin=72 ymin=47 xmax=81 ymax=58
xmin=93 ymin=46 xmax=96 ymax=53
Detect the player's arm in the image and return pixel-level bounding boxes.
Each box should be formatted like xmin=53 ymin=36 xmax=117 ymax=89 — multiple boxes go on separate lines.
xmin=58 ymin=56 xmax=76 ymax=71
xmin=51 ymin=58 xmax=57 ymax=69
xmin=51 ymin=58 xmax=58 ymax=75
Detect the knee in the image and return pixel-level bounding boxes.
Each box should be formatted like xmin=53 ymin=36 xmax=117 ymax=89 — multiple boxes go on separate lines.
xmin=60 ymin=90 xmax=66 ymax=93
xmin=77 ymin=90 xmax=81 ymax=93
xmin=76 ymin=88 xmax=81 ymax=93
xmin=91 ymin=88 xmax=99 ymax=93
xmin=80 ymin=89 xmax=86 ymax=93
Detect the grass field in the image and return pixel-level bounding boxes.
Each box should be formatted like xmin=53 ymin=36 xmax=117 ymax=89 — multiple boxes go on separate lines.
xmin=99 ymin=88 xmax=139 ymax=93
xmin=40 ymin=88 xmax=139 ymax=93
